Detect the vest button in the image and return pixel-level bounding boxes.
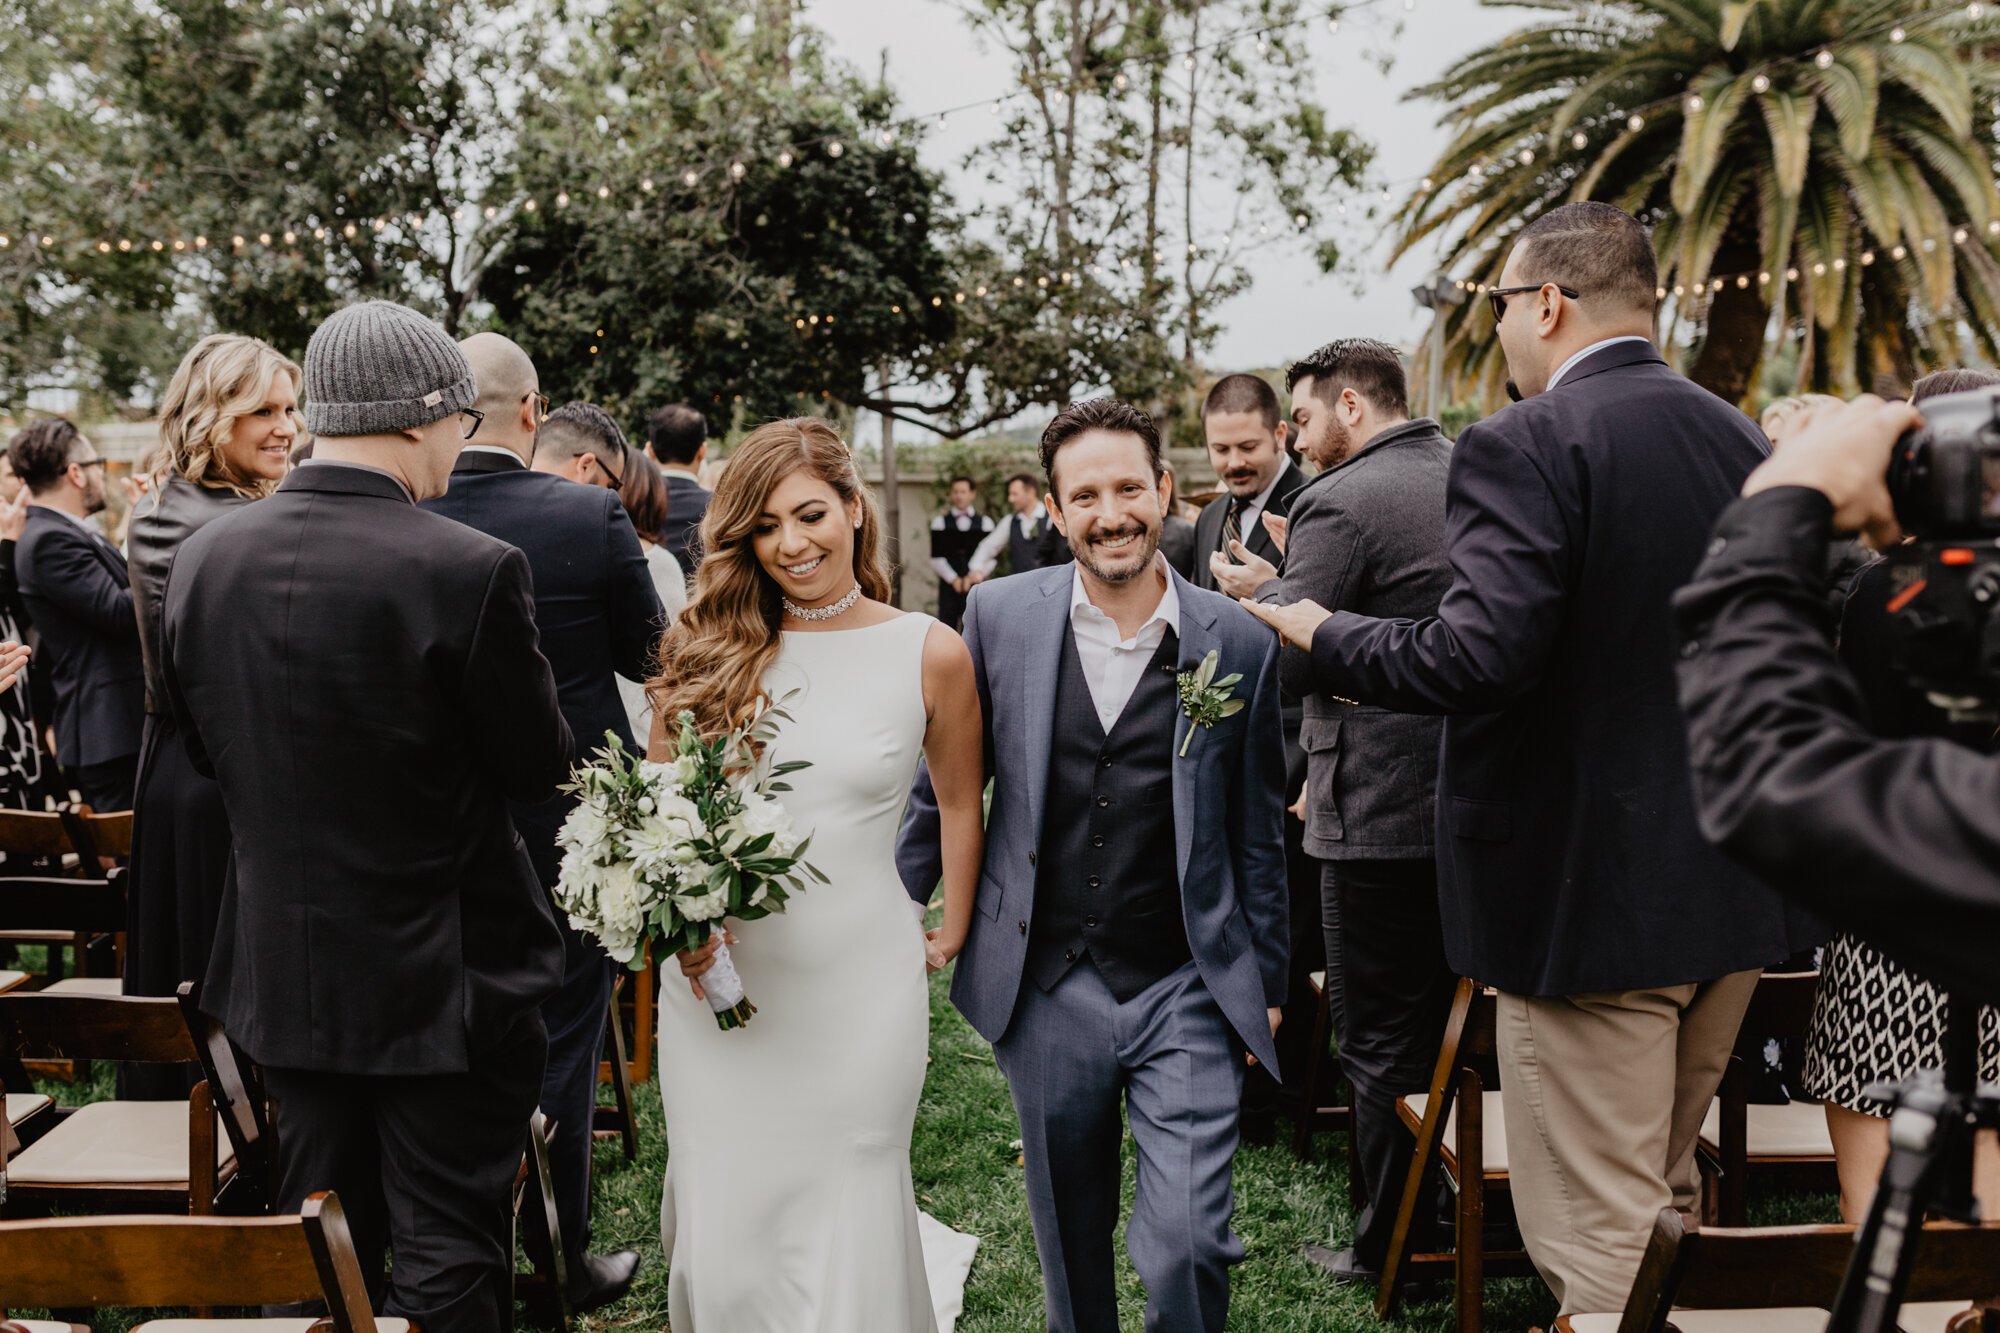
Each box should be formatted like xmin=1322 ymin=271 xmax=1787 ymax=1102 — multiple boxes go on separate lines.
xmin=1018 ymin=920 xmax=1027 ymax=935
xmin=1064 ymin=948 xmax=1077 ymax=962
xmin=1091 ymin=834 xmax=1105 ymax=848
xmin=1028 ymin=851 xmax=1037 ymax=865
xmin=1087 ymin=875 xmax=1100 ymax=888
xmin=1084 ymin=914 xmax=1098 ymax=928
xmin=1100 ymin=756 xmax=1113 ymax=769
xmin=1096 ymin=795 xmax=1110 ymax=808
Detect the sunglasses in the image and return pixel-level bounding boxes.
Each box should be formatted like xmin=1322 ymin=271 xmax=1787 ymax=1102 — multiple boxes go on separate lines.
xmin=1488 ymin=282 xmax=1580 ymax=324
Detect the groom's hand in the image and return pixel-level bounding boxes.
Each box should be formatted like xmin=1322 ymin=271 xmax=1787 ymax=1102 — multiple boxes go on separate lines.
xmin=1246 ymin=1007 xmax=1284 ymax=1065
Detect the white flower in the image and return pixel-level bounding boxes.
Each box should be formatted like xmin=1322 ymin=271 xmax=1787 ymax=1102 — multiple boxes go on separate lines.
xmin=672 ymin=754 xmax=701 ymax=786
xmin=676 ymin=882 xmax=729 ymax=922
xmin=557 ymin=796 xmax=615 ymax=853
xmin=735 ymin=791 xmax=800 ymax=858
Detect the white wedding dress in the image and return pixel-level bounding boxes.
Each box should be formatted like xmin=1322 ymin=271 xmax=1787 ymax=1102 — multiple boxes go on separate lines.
xmin=657 ymin=612 xmax=979 ymax=1331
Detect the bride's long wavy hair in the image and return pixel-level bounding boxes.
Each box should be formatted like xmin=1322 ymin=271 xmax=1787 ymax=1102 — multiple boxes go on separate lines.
xmin=649 ymin=418 xmax=892 ymax=741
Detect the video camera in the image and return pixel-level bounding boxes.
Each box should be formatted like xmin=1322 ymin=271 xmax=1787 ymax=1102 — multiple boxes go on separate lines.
xmin=1879 ymin=386 xmax=2000 ymax=716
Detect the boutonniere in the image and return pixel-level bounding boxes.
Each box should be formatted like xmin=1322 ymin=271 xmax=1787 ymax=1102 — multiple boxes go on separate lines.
xmin=1176 ymin=649 xmax=1245 ymax=757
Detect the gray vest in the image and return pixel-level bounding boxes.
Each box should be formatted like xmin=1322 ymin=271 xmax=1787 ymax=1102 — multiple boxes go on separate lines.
xmin=1027 ymin=623 xmax=1190 ymax=1001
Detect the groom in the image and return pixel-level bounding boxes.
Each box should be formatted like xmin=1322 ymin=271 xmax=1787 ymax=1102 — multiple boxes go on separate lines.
xmin=898 ymin=397 xmax=1290 ymax=1333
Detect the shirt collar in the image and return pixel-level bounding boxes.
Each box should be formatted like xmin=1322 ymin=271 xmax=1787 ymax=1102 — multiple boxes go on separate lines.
xmin=1068 ymin=554 xmax=1180 ymax=639
xmin=299 ymin=457 xmax=414 ymax=503
xmin=948 ymin=506 xmax=977 ymax=519
xmin=459 ymin=444 xmax=526 ymax=465
xmin=1017 ymin=503 xmax=1047 ymax=523
xmin=659 ymin=463 xmax=702 ymax=481
xmin=1546 ymin=335 xmax=1655 ymax=391
xmin=32 ymin=503 xmax=103 ymax=538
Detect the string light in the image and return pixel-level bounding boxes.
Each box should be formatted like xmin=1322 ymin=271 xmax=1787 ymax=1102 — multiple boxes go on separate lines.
xmin=1627 ymin=113 xmax=1645 ymax=131
xmin=1752 ymin=73 xmax=1771 ymax=93
xmin=1815 ymin=49 xmax=1835 ymax=68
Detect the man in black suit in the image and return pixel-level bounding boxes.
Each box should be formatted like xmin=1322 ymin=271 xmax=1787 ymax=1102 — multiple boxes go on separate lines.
xmin=424 ymin=336 xmax=659 ymax=1312
xmin=8 ymin=418 xmax=144 ymax=810
xmin=1242 ymin=203 xmax=1820 ymax=1318
xmin=646 ymin=402 xmax=710 ymax=574
xmin=1199 ymin=373 xmax=1316 ymax=1142
xmin=163 ymin=301 xmax=573 ymax=1333
xmin=1247 ymin=339 xmax=1457 ymax=1284
xmin=1193 ymin=373 xmax=1307 ymax=594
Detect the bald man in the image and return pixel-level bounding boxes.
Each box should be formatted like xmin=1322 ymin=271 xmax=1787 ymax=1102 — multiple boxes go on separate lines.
xmin=421 ymin=332 xmax=661 ymax=1314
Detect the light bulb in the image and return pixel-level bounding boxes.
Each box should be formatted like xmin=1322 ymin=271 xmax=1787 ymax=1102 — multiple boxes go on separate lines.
xmin=1892 ymin=244 xmax=1908 ymax=259
xmin=1752 ymin=74 xmax=1770 ymax=93
xmin=1891 ymin=25 xmax=1906 ymax=40
xmin=1627 ymin=113 xmax=1645 ymax=132
xmin=555 ymin=192 xmax=569 ymax=207
xmin=1519 ymin=148 xmax=1535 ymax=165
xmin=683 ymin=169 xmax=700 ymax=186
xmin=641 ymin=178 xmax=654 ymax=192
xmin=1295 ymin=212 xmax=1309 ymax=227
xmin=1688 ymin=94 xmax=1704 ymax=112
xmin=596 ymin=185 xmax=610 ymax=198
xmin=1736 ymin=274 xmax=1750 ymax=288
xmin=1815 ymin=49 xmax=1834 ymax=69
xmin=730 ymin=161 xmax=746 ymax=180
xmin=1572 ymin=131 xmax=1588 ymax=149
xmin=827 ymin=140 xmax=844 ymax=157
xmin=777 ymin=150 xmax=794 ymax=168
xmin=1113 ymin=73 xmax=1129 ymax=90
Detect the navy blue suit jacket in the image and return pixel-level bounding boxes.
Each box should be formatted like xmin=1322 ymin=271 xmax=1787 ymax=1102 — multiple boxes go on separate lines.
xmin=896 ymin=562 xmax=1291 ymax=1071
xmin=423 ymin=450 xmax=665 ymax=883
xmin=14 ymin=506 xmax=144 ymax=769
xmin=1304 ymin=340 xmax=1822 ymax=996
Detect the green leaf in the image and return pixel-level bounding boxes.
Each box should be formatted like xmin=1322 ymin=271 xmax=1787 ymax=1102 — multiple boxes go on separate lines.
xmin=1219 ymin=699 xmax=1247 ymax=718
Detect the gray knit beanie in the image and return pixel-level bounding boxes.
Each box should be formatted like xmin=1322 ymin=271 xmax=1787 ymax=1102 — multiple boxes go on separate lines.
xmin=301 ymin=300 xmax=476 ymax=436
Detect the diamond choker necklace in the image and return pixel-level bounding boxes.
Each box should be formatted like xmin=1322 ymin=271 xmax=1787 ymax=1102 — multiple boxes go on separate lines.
xmin=783 ymin=583 xmax=863 ymax=622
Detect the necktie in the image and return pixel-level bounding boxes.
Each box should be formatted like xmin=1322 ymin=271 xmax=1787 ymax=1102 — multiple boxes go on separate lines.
xmin=1221 ymin=496 xmax=1247 ymax=558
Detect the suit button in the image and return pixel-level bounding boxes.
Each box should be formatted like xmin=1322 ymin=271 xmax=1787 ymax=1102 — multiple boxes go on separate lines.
xmin=1100 ymin=756 xmax=1114 ymax=769
xmin=1087 ymin=875 xmax=1100 ymax=888
xmin=1064 ymin=949 xmax=1077 ymax=962
xmin=1091 ymin=835 xmax=1105 ymax=848
xmin=1096 ymin=795 xmax=1110 ymax=808
xmin=1018 ymin=920 xmax=1027 ymax=935
xmin=1084 ymin=915 xmax=1099 ymax=928
xmin=1028 ymin=851 xmax=1037 ymax=866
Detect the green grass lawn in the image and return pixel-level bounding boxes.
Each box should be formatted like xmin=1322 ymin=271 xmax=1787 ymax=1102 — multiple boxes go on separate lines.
xmin=14 ymin=939 xmax=1835 ymax=1332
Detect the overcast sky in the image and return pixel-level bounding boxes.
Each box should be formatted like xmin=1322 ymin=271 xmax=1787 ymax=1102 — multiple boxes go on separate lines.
xmin=805 ymin=0 xmax=1528 ymax=383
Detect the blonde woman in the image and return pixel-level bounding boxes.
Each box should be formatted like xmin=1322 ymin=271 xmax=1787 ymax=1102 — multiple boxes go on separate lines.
xmin=124 ymin=334 xmax=298 ymax=1096
xmin=649 ymin=418 xmax=983 ymax=1331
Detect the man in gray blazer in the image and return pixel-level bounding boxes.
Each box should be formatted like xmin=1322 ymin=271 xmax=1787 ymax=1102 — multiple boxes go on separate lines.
xmin=898 ymin=398 xmax=1289 ymax=1333
xmin=1233 ymin=338 xmax=1458 ymax=1284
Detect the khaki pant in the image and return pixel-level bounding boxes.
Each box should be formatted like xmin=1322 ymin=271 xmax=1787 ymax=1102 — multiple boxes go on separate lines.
xmin=1495 ymin=969 xmax=1760 ymax=1317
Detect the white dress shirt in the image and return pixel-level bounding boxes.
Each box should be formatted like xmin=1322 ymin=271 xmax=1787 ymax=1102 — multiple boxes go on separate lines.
xmin=1545 ymin=335 xmax=1655 ymax=392
xmin=969 ymin=503 xmax=1049 ymax=574
xmin=1068 ymin=558 xmax=1180 ymax=733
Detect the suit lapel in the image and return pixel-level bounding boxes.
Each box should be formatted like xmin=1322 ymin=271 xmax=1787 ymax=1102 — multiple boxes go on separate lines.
xmin=1171 ymin=572 xmax=1221 ymax=886
xmin=1022 ymin=572 xmax=1071 ymax=844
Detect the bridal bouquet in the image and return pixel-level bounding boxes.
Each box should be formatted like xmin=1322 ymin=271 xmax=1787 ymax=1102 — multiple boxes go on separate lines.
xmin=553 ymin=695 xmax=825 ymax=1030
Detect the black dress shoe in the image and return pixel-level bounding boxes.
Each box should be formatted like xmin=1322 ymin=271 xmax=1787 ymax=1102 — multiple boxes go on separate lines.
xmin=568 ymin=1248 xmax=642 ymax=1315
xmin=1304 ymin=1244 xmax=1381 ymax=1287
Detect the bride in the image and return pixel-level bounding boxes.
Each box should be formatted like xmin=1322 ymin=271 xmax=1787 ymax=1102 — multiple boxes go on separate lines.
xmin=647 ymin=418 xmax=984 ymax=1331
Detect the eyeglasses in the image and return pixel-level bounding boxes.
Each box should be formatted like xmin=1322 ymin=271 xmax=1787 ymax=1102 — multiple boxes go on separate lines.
xmin=460 ymin=407 xmax=486 ymax=440
xmin=594 ymin=449 xmax=625 ymax=489
xmin=1488 ymin=282 xmax=1580 ymax=324
xmin=527 ymin=391 xmax=551 ymax=424
xmin=71 ymin=458 xmax=107 ymax=471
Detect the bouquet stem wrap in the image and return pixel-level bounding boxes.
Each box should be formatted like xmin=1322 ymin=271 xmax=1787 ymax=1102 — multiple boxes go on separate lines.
xmin=703 ymin=936 xmax=757 ymax=1030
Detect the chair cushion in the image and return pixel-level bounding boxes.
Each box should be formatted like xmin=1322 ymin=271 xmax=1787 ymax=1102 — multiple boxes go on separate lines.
xmin=42 ymin=976 xmax=122 ymax=995
xmin=6 ymin=1100 xmax=232 ymax=1185
xmin=1566 ymin=1310 xmax=1828 ymax=1333
xmin=1699 ymin=1098 xmax=1836 ymax=1158
xmin=134 ymin=1322 xmax=410 ymax=1332
xmin=1309 ymin=969 xmax=1326 ymax=994
xmin=8 ymin=1321 xmax=85 ymax=1333
xmin=1401 ymin=1091 xmax=1509 ymax=1174
xmin=136 ymin=1312 xmax=410 ymax=1320
xmin=1897 ymin=1302 xmax=1988 ymax=1333
xmin=5 ymin=1089 xmax=52 ymax=1127
xmin=0 ymin=968 xmax=26 ymax=993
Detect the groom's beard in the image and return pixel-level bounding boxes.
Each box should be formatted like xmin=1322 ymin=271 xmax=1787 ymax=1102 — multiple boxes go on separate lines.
xmin=1070 ymin=520 xmax=1162 ymax=584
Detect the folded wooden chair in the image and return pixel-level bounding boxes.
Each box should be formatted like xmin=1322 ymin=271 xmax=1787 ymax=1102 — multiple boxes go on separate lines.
xmin=1697 ymin=969 xmax=1838 ymax=1226
xmin=1373 ymin=976 xmax=1537 ymax=1333
xmin=0 ymin=817 xmax=91 ymax=985
xmin=0 ymin=1191 xmax=401 ymax=1331
xmin=1553 ymin=1207 xmax=2000 ymax=1333
xmin=592 ymin=977 xmax=638 ymax=1162
xmin=1288 ymin=969 xmax=1357 ymax=1191
xmin=0 ymin=991 xmax=250 ymax=1218
xmin=0 ymin=872 xmax=129 ymax=1080
xmin=57 ymin=806 xmax=131 ymax=866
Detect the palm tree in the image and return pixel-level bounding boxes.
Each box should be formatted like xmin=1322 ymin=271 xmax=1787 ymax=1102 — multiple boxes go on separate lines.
xmin=1394 ymin=0 xmax=2000 ymax=407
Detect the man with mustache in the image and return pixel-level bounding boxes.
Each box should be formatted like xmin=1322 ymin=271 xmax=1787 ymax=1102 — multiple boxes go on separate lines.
xmin=1193 ymin=374 xmax=1307 ymax=595
xmin=899 ymin=398 xmax=1289 ymax=1333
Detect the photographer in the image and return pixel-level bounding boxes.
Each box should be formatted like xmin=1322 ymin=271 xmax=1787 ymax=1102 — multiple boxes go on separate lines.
xmin=1673 ymin=394 xmax=2000 ymax=1014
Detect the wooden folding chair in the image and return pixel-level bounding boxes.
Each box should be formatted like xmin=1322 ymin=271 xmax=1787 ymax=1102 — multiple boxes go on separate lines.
xmin=512 ymin=1108 xmax=570 ymax=1332
xmin=1553 ymin=1206 xmax=2000 ymax=1333
xmin=0 ymin=992 xmax=248 ymax=1218
xmin=0 ymin=814 xmax=89 ymax=985
xmin=1697 ymin=969 xmax=1837 ymax=1226
xmin=1372 ymin=977 xmax=1537 ymax=1333
xmin=176 ymin=980 xmax=273 ymax=1209
xmin=0 ymin=1191 xmax=402 ymax=1331
xmin=593 ymin=975 xmax=638 ymax=1162
xmin=0 ymin=872 xmax=128 ymax=1080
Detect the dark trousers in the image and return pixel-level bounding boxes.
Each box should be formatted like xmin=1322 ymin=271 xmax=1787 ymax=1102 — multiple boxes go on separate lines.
xmin=72 ymin=751 xmax=138 ymax=813
xmin=262 ymin=1012 xmax=547 ymax=1333
xmin=1320 ymin=857 xmax=1456 ymax=1269
xmin=530 ymin=917 xmax=615 ymax=1266
xmin=937 ymin=579 xmax=968 ymax=631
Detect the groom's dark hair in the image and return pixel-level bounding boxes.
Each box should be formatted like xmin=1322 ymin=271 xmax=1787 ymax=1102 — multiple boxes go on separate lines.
xmin=1039 ymin=398 xmax=1164 ymax=495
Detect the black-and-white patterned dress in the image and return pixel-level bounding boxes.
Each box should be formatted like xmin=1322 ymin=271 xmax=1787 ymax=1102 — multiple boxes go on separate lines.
xmin=1803 ymin=932 xmax=2000 ymax=1115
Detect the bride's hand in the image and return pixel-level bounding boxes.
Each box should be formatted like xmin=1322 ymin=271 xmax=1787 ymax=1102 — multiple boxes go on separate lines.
xmin=677 ymin=927 xmax=736 ymax=1000
xmin=923 ymin=924 xmax=966 ymax=975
